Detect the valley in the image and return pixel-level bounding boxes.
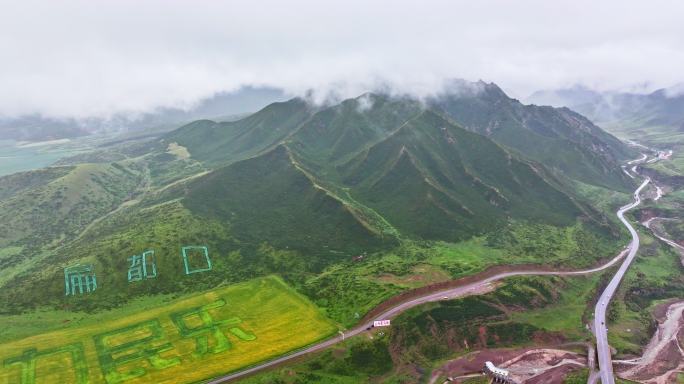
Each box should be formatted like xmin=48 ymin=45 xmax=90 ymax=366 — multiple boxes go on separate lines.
xmin=2 ymin=3 xmax=684 ymax=383
xmin=217 ymin=148 xmax=674 ymax=384
xmin=0 ymin=138 xmax=94 ymax=177
xmin=1 ymin=86 xmax=683 ymax=384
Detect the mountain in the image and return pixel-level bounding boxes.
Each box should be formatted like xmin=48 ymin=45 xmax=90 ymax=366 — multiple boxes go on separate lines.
xmin=526 ymin=85 xmax=684 ymax=142
xmin=526 ymin=86 xmax=609 ymax=119
xmin=526 ymin=86 xmax=606 ymax=112
xmin=0 ymin=163 xmax=144 ymax=285
xmin=182 ymin=144 xmax=392 ymax=264
xmin=0 ymin=163 xmax=143 ymax=250
xmin=333 ymin=108 xmax=584 ymax=239
xmin=164 ymin=98 xmax=314 ymax=165
xmin=625 ymin=88 xmax=684 ymax=130
xmin=0 ymin=87 xmax=289 ymax=142
xmin=165 ymin=93 xmax=596 ymax=243
xmin=429 ymin=81 xmax=635 ymax=191
xmin=0 ymin=90 xmax=627 ymax=313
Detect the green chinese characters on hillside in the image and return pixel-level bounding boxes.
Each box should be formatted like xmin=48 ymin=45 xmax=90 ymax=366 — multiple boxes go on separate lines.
xmin=181 ymin=246 xmax=212 ymax=275
xmin=127 ymin=250 xmax=157 ymax=282
xmin=64 ymin=264 xmax=97 ymax=296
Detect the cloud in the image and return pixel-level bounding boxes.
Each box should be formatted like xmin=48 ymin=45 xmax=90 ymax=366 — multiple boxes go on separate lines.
xmin=665 ymin=83 xmax=684 ymax=98
xmin=355 ymin=94 xmax=375 ymax=113
xmin=0 ymin=0 xmax=683 ymax=118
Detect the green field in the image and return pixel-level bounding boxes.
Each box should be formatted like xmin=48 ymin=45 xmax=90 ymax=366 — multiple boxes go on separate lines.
xmin=607 ymin=227 xmax=684 ymax=354
xmin=0 ymin=276 xmax=337 ymax=384
xmin=563 ymin=368 xmax=589 ymax=383
xmin=241 ymin=274 xmax=603 ymax=383
xmin=510 ymin=274 xmax=601 ymax=338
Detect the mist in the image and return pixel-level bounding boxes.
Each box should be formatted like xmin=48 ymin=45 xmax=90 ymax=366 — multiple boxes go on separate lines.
xmin=1 ymin=0 xmax=683 ymax=119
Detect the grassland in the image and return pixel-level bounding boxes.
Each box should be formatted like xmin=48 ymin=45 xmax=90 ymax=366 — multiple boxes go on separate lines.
xmin=607 ymin=225 xmax=684 ymax=354
xmin=563 ymin=369 xmax=590 ymax=383
xmin=602 ymin=120 xmax=684 ymax=148
xmin=600 ymin=156 xmax=684 ymax=354
xmin=0 ymin=94 xmax=630 ymax=321
xmin=557 ymin=131 xmax=684 ymax=357
xmin=236 ymin=335 xmax=395 ymax=384
xmin=461 ymin=378 xmax=490 ymax=384
xmin=509 ymin=274 xmax=601 ymax=339
xmin=241 ymin=274 xmax=606 ymax=383
xmin=0 ymin=93 xmax=646 ymax=383
xmin=572 ymin=180 xmax=631 ymax=218
xmin=0 ymin=275 xmax=337 ymax=384
xmin=300 ymin=222 xmax=620 ymax=327
xmin=0 ymin=162 xmax=145 ymax=288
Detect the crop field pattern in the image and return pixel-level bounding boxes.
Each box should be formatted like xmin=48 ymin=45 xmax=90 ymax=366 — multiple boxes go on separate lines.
xmin=0 ymin=276 xmax=337 ymax=384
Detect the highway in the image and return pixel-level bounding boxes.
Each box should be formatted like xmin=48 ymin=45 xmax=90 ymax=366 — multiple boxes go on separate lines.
xmin=207 ymin=242 xmax=632 ymax=383
xmin=593 ymin=155 xmax=651 ymax=384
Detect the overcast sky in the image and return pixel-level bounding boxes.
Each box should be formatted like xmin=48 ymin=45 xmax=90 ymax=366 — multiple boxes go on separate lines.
xmin=1 ymin=0 xmax=683 ymax=118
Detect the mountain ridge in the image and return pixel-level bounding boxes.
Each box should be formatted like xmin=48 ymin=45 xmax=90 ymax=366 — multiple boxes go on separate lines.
xmin=167 ymin=102 xmax=602 ymax=244
xmin=526 ymin=85 xmax=684 ymax=142
xmin=0 ymin=83 xmax=632 ymax=314
xmin=429 ymin=82 xmax=635 ymax=191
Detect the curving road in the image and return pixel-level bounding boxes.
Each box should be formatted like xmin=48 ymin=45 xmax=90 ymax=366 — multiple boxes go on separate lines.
xmin=593 ymin=154 xmax=651 ymax=384
xmin=643 ymin=217 xmax=684 ymax=255
xmin=616 ymin=217 xmax=684 ymax=383
xmin=208 ymin=246 xmax=631 ymax=383
xmin=206 ymin=153 xmax=657 ymax=384
xmin=627 ymin=153 xmax=648 ymax=165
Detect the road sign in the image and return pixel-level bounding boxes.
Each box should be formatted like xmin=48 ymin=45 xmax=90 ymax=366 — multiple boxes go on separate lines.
xmin=373 ymin=320 xmax=390 ymax=327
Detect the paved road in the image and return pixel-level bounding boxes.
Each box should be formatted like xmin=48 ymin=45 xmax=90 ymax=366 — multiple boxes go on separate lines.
xmin=593 ymin=158 xmax=651 ymax=384
xmin=206 ymin=153 xmax=654 ymax=384
xmin=207 ymin=245 xmax=631 ymax=383
xmin=644 ymin=217 xmax=684 ymax=253
xmin=627 ymin=153 xmax=648 ymax=165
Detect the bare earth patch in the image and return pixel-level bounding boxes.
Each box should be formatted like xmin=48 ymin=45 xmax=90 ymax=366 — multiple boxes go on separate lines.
xmin=615 ymin=300 xmax=684 ymax=383
xmin=375 ymin=264 xmax=452 ymax=288
xmin=429 ymin=347 xmax=589 ymax=384
xmin=166 ymin=142 xmax=191 ymax=159
xmin=499 ymin=348 xmax=585 ymax=383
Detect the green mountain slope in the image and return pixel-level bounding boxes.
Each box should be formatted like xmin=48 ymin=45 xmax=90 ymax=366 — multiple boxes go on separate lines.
xmin=526 ymin=85 xmax=684 ymax=144
xmin=337 ymin=110 xmax=583 ymax=241
xmin=0 ymin=166 xmax=73 ymax=200
xmin=163 ymin=93 xmax=608 ymax=245
xmin=0 ymin=90 xmax=627 ymax=316
xmin=0 ymin=163 xmax=142 ymax=251
xmin=0 ymin=145 xmax=394 ymax=312
xmin=165 ymin=96 xmax=595 ymax=245
xmin=0 ymin=163 xmax=144 ymax=287
xmin=165 ymin=98 xmax=313 ymax=165
xmin=618 ymin=88 xmax=684 ymax=130
xmin=288 ymin=94 xmax=423 ymax=163
xmin=429 ymin=82 xmax=635 ymax=191
xmin=182 ymin=145 xmax=393 ymax=264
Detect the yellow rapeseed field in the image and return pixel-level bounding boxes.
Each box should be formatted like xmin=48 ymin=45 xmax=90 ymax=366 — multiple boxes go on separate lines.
xmin=0 ymin=275 xmax=337 ymax=384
